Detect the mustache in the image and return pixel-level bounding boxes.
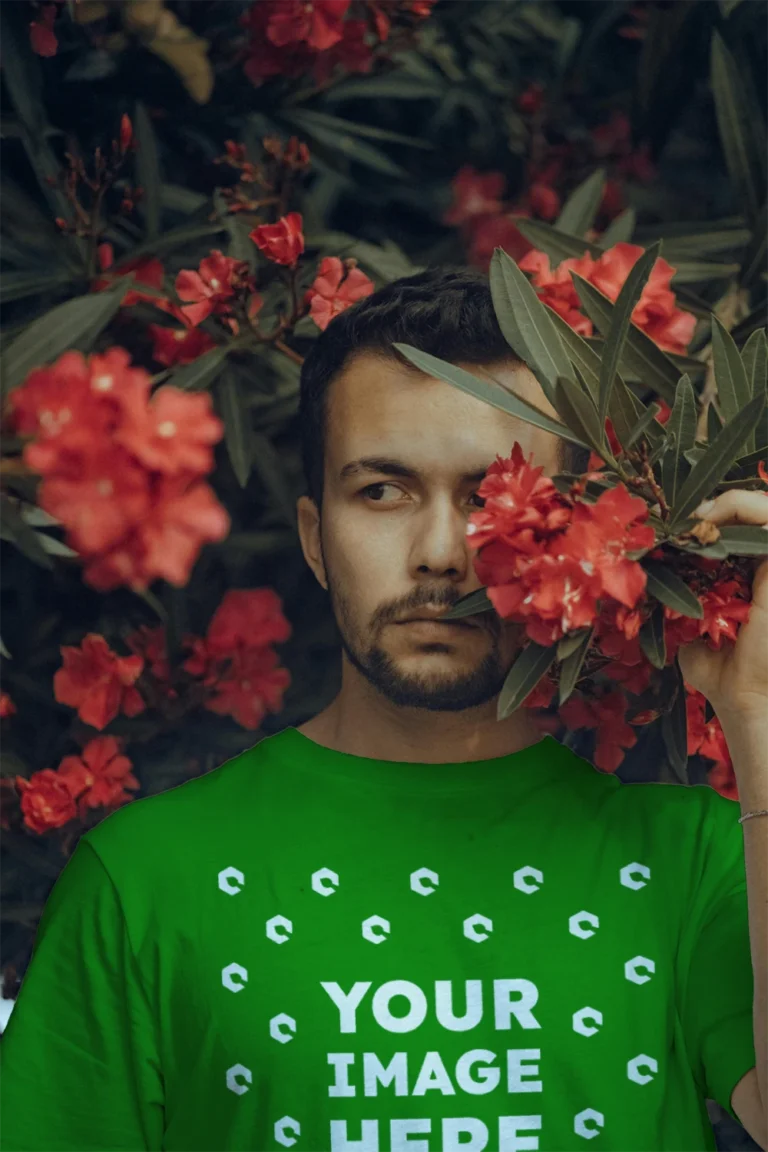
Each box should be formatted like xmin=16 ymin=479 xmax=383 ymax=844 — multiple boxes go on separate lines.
xmin=377 ymin=593 xmax=500 ymax=636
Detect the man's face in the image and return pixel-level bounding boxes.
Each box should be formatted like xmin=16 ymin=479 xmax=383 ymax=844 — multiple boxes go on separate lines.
xmin=297 ymin=352 xmax=562 ymax=712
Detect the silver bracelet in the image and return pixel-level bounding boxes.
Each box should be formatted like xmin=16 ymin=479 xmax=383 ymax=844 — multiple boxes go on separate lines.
xmin=738 ymin=809 xmax=768 ymax=824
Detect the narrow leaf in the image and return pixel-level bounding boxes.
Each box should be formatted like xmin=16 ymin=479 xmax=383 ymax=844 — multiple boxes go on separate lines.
xmin=442 ymin=589 xmax=495 ymax=621
xmin=0 ymin=282 xmax=130 ymax=398
xmin=661 ymin=374 xmax=697 ymax=505
xmin=706 ymin=525 xmax=768 ymax=556
xmin=598 ymin=241 xmax=662 ymax=427
xmin=598 ymin=207 xmax=636 ymax=248
xmin=511 ymin=217 xmax=602 ymax=265
xmin=557 ymin=627 xmax=592 ymax=661
xmin=740 ymin=328 xmax=768 ymax=397
xmin=170 ymin=346 xmax=229 ymax=392
xmin=218 ymin=374 xmax=251 ymax=487
xmin=393 ymin=345 xmax=588 ymax=448
xmin=710 ymin=32 xmax=765 ymax=224
xmin=639 ymin=603 xmax=666 ymax=669
xmin=133 ymin=101 xmax=162 ymax=240
xmin=555 ymin=169 xmax=607 ymax=237
xmin=489 ymin=247 xmax=577 ymax=405
xmin=643 ymin=560 xmax=703 ymax=618
xmin=558 ymin=627 xmax=593 ymax=704
xmin=497 ymin=642 xmax=558 ymax=720
xmin=711 ymin=316 xmax=751 ymax=426
xmin=554 ymin=376 xmax=607 ymax=458
xmin=571 ymin=274 xmax=681 ymax=404
xmin=669 ymin=392 xmax=767 ymax=530
xmin=661 ymin=661 xmax=689 ymax=783
xmin=625 ymin=402 xmax=661 ymax=449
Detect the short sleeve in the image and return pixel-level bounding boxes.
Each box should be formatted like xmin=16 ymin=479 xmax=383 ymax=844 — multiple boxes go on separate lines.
xmin=679 ymin=789 xmax=756 ymax=1125
xmin=0 ymin=838 xmax=165 ymax=1151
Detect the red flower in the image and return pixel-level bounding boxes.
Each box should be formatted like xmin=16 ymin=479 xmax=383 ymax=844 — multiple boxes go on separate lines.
xmin=467 ymin=442 xmax=572 ymax=553
xmin=115 ymin=386 xmax=224 ymax=475
xmin=15 ymin=770 xmax=76 ymax=834
xmin=206 ymin=589 xmax=292 ymax=658
xmin=204 ymin=646 xmax=291 ymax=729
xmin=518 ymin=82 xmax=545 ymax=114
xmin=759 ymin=460 xmax=768 ymax=484
xmin=54 ymin=634 xmax=145 ymax=730
xmin=266 ymin=0 xmax=351 ymax=50
xmin=175 ymin=251 xmax=251 ymax=327
xmin=563 ymin=486 xmax=655 ymax=609
xmin=306 ymin=257 xmax=375 ymax=330
xmin=588 ymin=243 xmax=695 ymax=355
xmin=29 ymin=4 xmax=57 ymax=56
xmin=313 ymin=18 xmax=373 ymax=81
xmin=664 ymin=576 xmax=750 ymax=662
xmin=528 ymin=182 xmax=560 ymax=221
xmin=93 ymin=256 xmax=172 ymax=311
xmin=467 ymin=214 xmax=532 ymax=271
xmin=149 ymin=324 xmax=217 ymax=367
xmin=518 ymin=248 xmax=596 ymax=336
xmin=444 ymin=167 xmax=506 ymax=226
xmin=57 ymin=736 xmax=139 ymax=819
xmin=0 ymin=693 xmax=16 ymax=719
xmin=559 ymin=688 xmax=637 ymax=772
xmin=250 ymin=213 xmax=305 ymax=266
xmin=119 ymin=114 xmax=133 ymax=155
xmin=126 ymin=625 xmax=172 ymax=686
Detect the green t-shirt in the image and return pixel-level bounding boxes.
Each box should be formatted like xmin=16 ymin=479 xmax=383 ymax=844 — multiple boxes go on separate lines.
xmin=0 ymin=729 xmax=756 ymax=1152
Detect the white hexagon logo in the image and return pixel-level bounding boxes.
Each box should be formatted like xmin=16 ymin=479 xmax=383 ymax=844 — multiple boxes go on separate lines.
xmin=275 ymin=1116 xmax=301 ymax=1147
xmin=222 ymin=962 xmax=248 ymax=993
xmin=218 ymin=866 xmax=245 ymax=895
xmin=362 ymin=915 xmax=390 ymax=943
xmin=573 ymin=1006 xmax=603 ymax=1037
xmin=625 ymin=955 xmax=655 ymax=984
xmin=311 ymin=867 xmax=339 ymax=896
xmin=574 ymin=1108 xmax=604 ymax=1139
xmin=569 ymin=910 xmax=599 ymax=939
xmin=463 ymin=913 xmax=493 ymax=942
xmin=410 ymin=867 xmax=439 ymax=895
xmin=628 ymin=1054 xmax=658 ymax=1085
xmin=620 ymin=862 xmax=651 ymax=890
xmin=513 ymin=866 xmax=543 ymax=894
xmin=226 ymin=1063 xmax=252 ymax=1095
xmin=270 ymin=1013 xmax=297 ymax=1044
xmin=266 ymin=914 xmax=293 ymax=944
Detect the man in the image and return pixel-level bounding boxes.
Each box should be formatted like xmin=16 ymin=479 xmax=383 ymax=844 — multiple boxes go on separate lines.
xmin=1 ymin=267 xmax=765 ymax=1152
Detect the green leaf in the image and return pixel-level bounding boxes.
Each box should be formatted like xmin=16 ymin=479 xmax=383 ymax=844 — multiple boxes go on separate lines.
xmin=169 ymin=345 xmax=229 ymax=392
xmin=597 ymin=207 xmax=636 ymax=248
xmin=707 ymin=401 xmax=724 ymax=443
xmin=668 ymin=391 xmax=767 ymax=530
xmin=707 ymin=525 xmax=768 ymax=556
xmin=554 ymin=375 xmax=607 ymax=458
xmin=739 ymin=203 xmax=767 ymax=288
xmin=133 ymin=102 xmax=162 ymax=241
xmin=732 ymin=444 xmax=768 ymax=474
xmin=280 ymin=108 xmax=432 ymax=149
xmin=670 ymin=261 xmax=741 ymax=284
xmin=718 ymin=0 xmax=743 ymax=15
xmin=598 ymin=241 xmax=662 ymax=428
xmin=661 ymin=661 xmax=689 ymax=783
xmin=250 ymin=432 xmax=298 ymax=528
xmin=0 ymin=269 xmax=78 ymax=304
xmin=643 ymin=560 xmax=703 ymax=618
xmin=661 ymin=374 xmax=697 ymax=506
xmin=218 ymin=374 xmax=251 ymax=487
xmin=711 ymin=316 xmax=751 ymax=427
xmin=0 ymin=282 xmax=130 ymax=398
xmin=558 ymin=627 xmax=593 ymax=704
xmin=639 ymin=603 xmax=666 ymax=669
xmin=489 ymin=247 xmax=575 ymax=406
xmin=392 ymin=345 xmax=589 ymax=448
xmin=497 ymin=642 xmax=558 ymax=720
xmin=741 ymin=328 xmax=768 ymax=397
xmin=442 ymin=588 xmax=495 ymax=621
xmin=625 ymin=402 xmax=662 ymax=449
xmin=710 ymin=32 xmax=766 ymax=224
xmin=511 ymin=217 xmax=602 ymax=265
xmin=0 ymin=498 xmax=53 ymax=569
xmin=555 ymin=169 xmax=606 ymax=238
xmin=571 ymin=274 xmax=682 ymax=405
xmin=282 ymin=112 xmax=407 ymax=177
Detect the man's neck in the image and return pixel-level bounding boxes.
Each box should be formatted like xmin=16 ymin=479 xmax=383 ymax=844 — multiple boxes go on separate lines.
xmin=297 ymin=673 xmax=545 ymax=765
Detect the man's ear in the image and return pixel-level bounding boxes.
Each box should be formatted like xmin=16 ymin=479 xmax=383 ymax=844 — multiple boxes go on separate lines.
xmin=297 ymin=494 xmax=328 ymax=591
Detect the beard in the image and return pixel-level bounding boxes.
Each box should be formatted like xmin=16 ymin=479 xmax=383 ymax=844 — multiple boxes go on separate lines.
xmin=326 ymin=564 xmax=514 ymax=713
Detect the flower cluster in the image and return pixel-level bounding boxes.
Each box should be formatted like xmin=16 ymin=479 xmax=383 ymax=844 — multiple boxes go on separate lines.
xmin=519 ymin=242 xmax=696 ymax=355
xmin=14 ymin=737 xmax=139 ymax=834
xmin=241 ymin=0 xmax=436 ymax=87
xmin=470 ymin=443 xmax=753 ymax=776
xmin=215 ymin=137 xmax=311 ymax=216
xmin=6 ymin=348 xmax=230 ymax=590
xmin=446 ymin=106 xmax=656 ymax=271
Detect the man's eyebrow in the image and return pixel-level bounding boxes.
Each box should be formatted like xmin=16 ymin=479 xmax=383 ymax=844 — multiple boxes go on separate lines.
xmin=339 ymin=457 xmax=489 ymax=483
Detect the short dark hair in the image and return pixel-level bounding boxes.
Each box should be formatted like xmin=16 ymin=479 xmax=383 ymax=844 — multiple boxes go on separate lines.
xmin=298 ymin=265 xmax=589 ymax=507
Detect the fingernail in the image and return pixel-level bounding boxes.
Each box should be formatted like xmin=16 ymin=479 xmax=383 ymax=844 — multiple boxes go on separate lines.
xmin=695 ymin=499 xmax=715 ymax=516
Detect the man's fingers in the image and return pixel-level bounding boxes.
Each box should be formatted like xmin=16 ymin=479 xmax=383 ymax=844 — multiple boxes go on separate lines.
xmin=694 ymin=490 xmax=768 ymax=526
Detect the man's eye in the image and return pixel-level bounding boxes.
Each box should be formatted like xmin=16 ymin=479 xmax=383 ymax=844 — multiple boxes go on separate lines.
xmin=361 ymin=483 xmax=402 ymax=502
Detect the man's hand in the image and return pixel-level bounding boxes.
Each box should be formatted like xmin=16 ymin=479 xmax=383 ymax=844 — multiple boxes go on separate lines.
xmin=677 ymin=488 xmax=768 ymax=721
